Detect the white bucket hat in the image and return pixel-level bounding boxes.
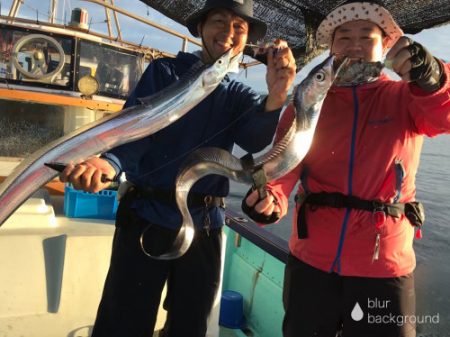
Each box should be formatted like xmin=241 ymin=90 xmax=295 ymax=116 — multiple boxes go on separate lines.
xmin=316 ymin=1 xmax=403 ymax=49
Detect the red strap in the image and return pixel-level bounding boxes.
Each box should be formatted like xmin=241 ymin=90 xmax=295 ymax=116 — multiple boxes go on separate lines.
xmin=373 ymin=211 xmax=386 ymax=230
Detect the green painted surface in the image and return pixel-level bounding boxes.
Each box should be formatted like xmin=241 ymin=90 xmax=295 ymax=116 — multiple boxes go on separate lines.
xmin=222 ymin=227 xmax=285 ymax=337
xmin=234 ymin=235 xmax=266 ymax=270
xmin=260 ymin=254 xmax=285 ymax=288
xmin=224 ymin=253 xmax=259 ymax=314
xmin=219 ymin=327 xmax=249 ymax=337
xmin=248 ymin=271 xmax=284 ymax=337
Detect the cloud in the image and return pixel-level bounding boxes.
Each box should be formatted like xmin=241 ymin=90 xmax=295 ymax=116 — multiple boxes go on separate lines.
xmin=412 ymin=24 xmax=450 ymax=60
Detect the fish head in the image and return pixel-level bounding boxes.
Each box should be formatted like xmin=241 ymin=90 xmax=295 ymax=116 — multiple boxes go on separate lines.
xmin=201 ymin=49 xmax=240 ymax=88
xmin=293 ymin=54 xmax=345 ymax=111
xmin=334 ymin=58 xmax=383 ymax=86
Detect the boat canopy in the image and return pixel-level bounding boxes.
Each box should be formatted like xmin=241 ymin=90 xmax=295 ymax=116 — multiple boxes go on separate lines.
xmin=138 ymin=0 xmax=450 ymax=65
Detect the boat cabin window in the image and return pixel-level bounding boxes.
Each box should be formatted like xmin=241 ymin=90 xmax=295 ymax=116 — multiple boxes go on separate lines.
xmin=0 ymin=26 xmax=144 ymax=158
xmin=78 ymin=41 xmax=143 ymax=99
xmin=0 ymin=26 xmax=73 ymax=87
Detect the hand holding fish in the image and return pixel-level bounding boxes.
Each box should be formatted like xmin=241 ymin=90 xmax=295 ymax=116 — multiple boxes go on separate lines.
xmin=175 ymin=55 xmax=342 ymax=256
xmin=59 ymin=157 xmax=116 ymax=193
xmin=265 ymin=39 xmax=297 ymax=111
xmin=385 ymin=36 xmax=444 ymax=91
xmin=244 ymin=189 xmax=280 ymax=218
xmin=0 ymin=50 xmax=240 ymax=228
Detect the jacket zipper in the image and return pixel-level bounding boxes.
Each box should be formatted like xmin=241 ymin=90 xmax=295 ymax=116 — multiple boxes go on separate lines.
xmin=330 ymin=86 xmax=359 ymax=273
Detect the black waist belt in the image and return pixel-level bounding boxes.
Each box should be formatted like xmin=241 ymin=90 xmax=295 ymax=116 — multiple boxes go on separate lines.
xmin=130 ymin=186 xmax=225 ymax=208
xmin=296 ymin=192 xmax=424 ymax=239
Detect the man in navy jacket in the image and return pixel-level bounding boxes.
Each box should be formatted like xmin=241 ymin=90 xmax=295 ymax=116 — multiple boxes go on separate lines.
xmin=61 ymin=0 xmax=296 ymax=336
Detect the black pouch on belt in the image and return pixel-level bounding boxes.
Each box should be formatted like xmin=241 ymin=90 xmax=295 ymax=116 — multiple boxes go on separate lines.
xmin=404 ymin=202 xmax=425 ymax=228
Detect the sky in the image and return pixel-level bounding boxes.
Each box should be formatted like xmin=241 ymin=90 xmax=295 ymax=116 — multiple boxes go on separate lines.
xmin=2 ymin=0 xmax=450 ymax=92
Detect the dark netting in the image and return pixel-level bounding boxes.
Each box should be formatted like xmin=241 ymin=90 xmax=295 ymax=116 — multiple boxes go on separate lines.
xmin=139 ymin=0 xmax=450 ymax=66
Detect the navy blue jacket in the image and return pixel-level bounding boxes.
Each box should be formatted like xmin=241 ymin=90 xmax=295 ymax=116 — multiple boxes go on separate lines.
xmin=103 ymin=52 xmax=281 ymax=229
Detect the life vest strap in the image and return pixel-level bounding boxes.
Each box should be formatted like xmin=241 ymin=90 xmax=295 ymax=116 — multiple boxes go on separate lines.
xmin=295 ymin=192 xmax=425 ymax=239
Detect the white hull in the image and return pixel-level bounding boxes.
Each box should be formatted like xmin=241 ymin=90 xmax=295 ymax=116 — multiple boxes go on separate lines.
xmin=0 ymin=190 xmax=114 ymax=337
xmin=0 ymin=186 xmax=228 ymax=337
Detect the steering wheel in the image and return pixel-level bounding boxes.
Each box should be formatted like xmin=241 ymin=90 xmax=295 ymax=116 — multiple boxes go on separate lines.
xmin=11 ymin=34 xmax=65 ymax=80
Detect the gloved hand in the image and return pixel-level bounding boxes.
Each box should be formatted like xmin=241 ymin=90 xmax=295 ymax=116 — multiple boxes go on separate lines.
xmin=241 ymin=187 xmax=281 ymax=224
xmin=386 ymin=36 xmax=445 ymax=92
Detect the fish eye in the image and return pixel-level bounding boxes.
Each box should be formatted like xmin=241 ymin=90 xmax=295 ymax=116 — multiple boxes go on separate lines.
xmin=218 ymin=59 xmax=223 ymax=65
xmin=314 ymin=72 xmax=325 ymax=82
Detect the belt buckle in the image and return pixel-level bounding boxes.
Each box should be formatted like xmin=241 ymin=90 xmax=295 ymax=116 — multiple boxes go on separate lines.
xmin=117 ymin=181 xmax=135 ymax=201
xmin=204 ymin=195 xmax=213 ymax=207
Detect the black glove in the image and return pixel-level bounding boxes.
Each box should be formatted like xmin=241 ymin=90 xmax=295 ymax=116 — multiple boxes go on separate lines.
xmin=241 ymin=187 xmax=280 ymax=225
xmin=407 ymin=41 xmax=445 ymax=92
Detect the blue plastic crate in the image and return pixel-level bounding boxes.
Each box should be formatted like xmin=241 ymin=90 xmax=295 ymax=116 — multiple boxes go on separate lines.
xmin=64 ymin=185 xmax=118 ymax=220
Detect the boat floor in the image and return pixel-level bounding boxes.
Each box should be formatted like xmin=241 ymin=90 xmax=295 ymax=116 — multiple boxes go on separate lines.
xmin=152 ymin=327 xmax=248 ymax=337
xmin=0 ymin=186 xmax=248 ymax=337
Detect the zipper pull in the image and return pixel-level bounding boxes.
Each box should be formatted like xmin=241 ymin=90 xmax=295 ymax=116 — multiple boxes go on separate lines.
xmin=372 ymin=233 xmax=381 ymax=262
xmin=203 ymin=214 xmax=211 ymax=236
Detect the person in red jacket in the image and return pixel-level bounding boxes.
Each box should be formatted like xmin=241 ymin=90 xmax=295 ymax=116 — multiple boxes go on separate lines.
xmin=242 ymin=1 xmax=450 ymax=336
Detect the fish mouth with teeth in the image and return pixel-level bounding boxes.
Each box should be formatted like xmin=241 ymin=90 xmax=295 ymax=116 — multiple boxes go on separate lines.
xmin=333 ymin=57 xmax=384 ymax=86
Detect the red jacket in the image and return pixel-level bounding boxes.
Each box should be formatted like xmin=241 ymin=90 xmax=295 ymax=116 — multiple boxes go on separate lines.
xmin=268 ymin=64 xmax=450 ymax=277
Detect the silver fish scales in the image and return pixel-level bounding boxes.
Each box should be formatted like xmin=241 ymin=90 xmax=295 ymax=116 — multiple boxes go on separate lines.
xmin=0 ymin=49 xmax=239 ymax=230
xmin=173 ymin=55 xmax=345 ymax=258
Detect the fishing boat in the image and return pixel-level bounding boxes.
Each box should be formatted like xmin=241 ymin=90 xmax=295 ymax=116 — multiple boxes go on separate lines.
xmin=1 ymin=0 xmax=450 ymax=337
xmin=0 ymin=1 xmax=276 ymax=336
xmin=0 ymin=1 xmax=202 ymax=336
xmin=0 ymin=0 xmax=194 ymax=189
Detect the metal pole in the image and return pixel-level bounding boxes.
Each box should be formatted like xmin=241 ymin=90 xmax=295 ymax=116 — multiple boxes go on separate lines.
xmin=104 ymin=0 xmax=113 ymax=39
xmin=182 ymin=38 xmax=188 ymax=52
xmin=50 ymin=0 xmax=58 ymax=24
xmin=8 ymin=0 xmax=22 ymax=18
xmin=80 ymin=0 xmax=201 ymax=47
xmin=110 ymin=0 xmax=122 ymax=41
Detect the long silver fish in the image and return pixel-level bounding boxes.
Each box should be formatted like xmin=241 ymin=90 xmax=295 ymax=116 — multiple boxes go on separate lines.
xmin=0 ymin=49 xmax=239 ymax=227
xmin=168 ymin=55 xmax=345 ymax=259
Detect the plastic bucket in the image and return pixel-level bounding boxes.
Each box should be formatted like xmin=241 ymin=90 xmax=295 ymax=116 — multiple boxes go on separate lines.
xmin=219 ymin=290 xmax=244 ymax=329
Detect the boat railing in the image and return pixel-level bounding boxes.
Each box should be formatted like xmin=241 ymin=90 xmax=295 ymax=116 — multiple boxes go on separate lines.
xmin=80 ymin=0 xmax=202 ymax=52
xmin=3 ymin=0 xmax=202 ymax=54
xmin=226 ymin=210 xmax=289 ymax=263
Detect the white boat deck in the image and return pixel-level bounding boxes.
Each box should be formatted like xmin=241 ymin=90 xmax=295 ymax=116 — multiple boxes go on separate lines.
xmin=0 ymin=190 xmax=115 ymax=337
xmin=0 ymin=184 xmax=245 ymax=336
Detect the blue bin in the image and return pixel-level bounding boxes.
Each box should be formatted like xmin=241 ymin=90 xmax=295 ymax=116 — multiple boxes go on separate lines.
xmin=219 ymin=290 xmax=244 ymax=329
xmin=64 ymin=184 xmax=118 ymax=220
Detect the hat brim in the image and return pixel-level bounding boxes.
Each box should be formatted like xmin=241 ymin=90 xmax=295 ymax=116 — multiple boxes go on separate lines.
xmin=185 ymin=7 xmax=267 ymax=43
xmin=316 ymin=2 xmax=403 ymax=49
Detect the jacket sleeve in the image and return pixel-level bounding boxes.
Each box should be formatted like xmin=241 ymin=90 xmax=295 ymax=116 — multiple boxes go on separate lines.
xmin=232 ymin=85 xmax=282 ymax=153
xmin=101 ymin=60 xmax=176 ymax=175
xmin=265 ymin=104 xmax=302 ymax=219
xmin=408 ymin=62 xmax=450 ymax=137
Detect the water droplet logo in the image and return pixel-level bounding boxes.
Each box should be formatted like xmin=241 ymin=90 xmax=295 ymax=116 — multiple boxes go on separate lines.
xmin=351 ymin=302 xmax=364 ymax=321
